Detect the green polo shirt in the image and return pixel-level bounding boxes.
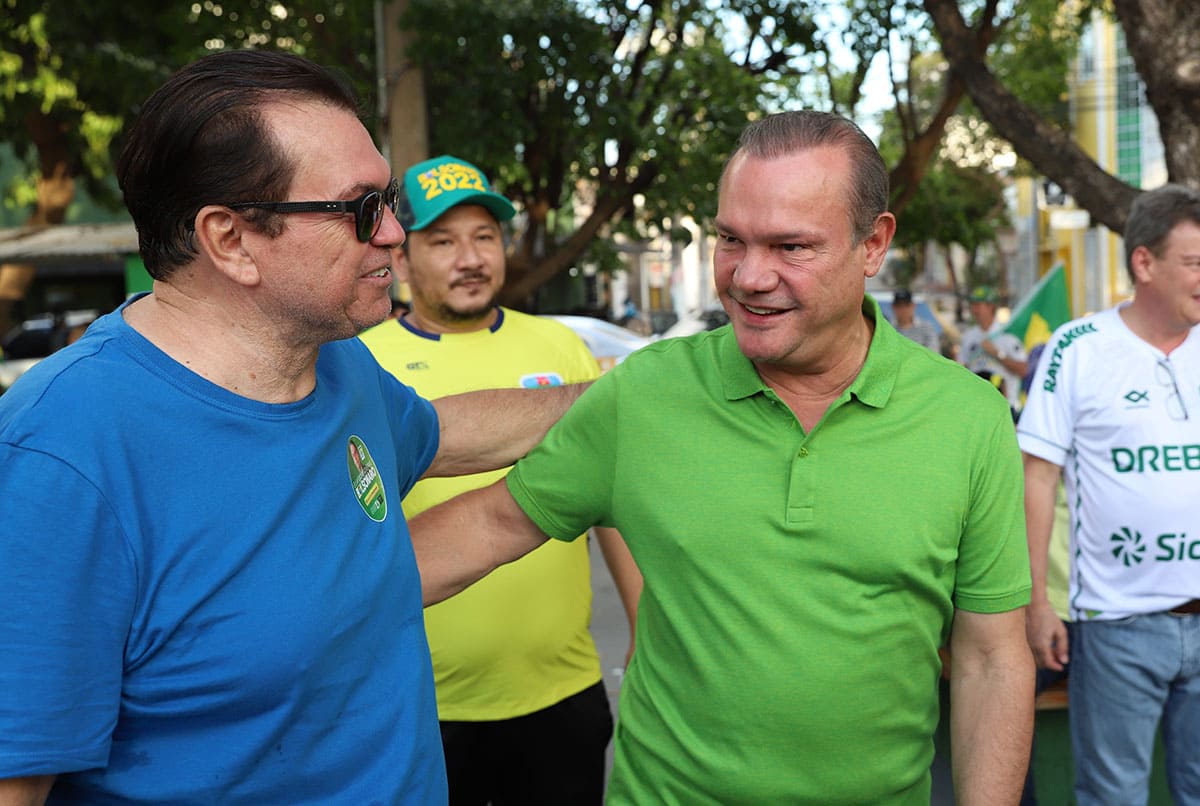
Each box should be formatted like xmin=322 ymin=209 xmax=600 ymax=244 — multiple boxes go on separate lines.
xmin=507 ymin=297 xmax=1030 ymax=804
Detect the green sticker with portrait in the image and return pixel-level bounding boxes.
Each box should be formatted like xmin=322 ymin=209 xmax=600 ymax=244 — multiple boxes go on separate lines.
xmin=346 ymin=435 xmax=387 ymax=522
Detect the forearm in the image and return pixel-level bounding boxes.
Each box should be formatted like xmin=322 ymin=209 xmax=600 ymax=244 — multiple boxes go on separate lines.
xmin=949 ymin=609 xmax=1035 ymax=805
xmin=410 ymin=479 xmax=549 ymax=606
xmin=0 ymin=776 xmax=54 ymax=806
xmin=1022 ymin=453 xmax=1070 ymax=668
xmin=1000 ymin=355 xmax=1028 ymax=379
xmin=1022 ymin=455 xmax=1060 ymax=606
xmin=425 ymin=383 xmax=590 ymax=478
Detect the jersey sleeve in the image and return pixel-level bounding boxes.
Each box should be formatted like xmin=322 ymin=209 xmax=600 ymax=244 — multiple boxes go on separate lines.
xmin=374 ymin=357 xmax=440 ymax=495
xmin=0 ymin=445 xmax=136 ymax=776
xmin=1017 ymin=326 xmax=1077 ymax=466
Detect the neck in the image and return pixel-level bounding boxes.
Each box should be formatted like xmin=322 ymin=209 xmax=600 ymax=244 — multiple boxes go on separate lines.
xmin=1120 ymin=296 xmax=1194 ymax=354
xmin=404 ymin=305 xmax=499 ymax=335
xmin=123 ymin=285 xmax=320 ymax=403
xmin=757 ymin=314 xmax=874 ymax=431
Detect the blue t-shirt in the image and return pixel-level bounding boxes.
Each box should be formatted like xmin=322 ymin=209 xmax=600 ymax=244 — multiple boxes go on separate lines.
xmin=0 ymin=298 xmax=446 ymax=804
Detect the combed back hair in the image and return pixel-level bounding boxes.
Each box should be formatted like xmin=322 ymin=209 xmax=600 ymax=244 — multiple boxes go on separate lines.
xmin=116 ymin=49 xmax=361 ymax=280
xmin=1123 ymin=183 xmax=1200 ymax=282
xmin=722 ymin=111 xmax=888 ymax=244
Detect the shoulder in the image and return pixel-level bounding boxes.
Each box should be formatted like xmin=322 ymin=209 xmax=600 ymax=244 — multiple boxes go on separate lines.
xmin=357 ymin=318 xmax=414 ymax=351
xmin=1042 ymin=310 xmax=1111 ymax=362
xmin=500 ymin=309 xmax=585 ymax=342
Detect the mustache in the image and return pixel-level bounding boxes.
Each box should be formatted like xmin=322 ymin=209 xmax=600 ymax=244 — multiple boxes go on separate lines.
xmin=450 ymin=271 xmax=490 ymax=288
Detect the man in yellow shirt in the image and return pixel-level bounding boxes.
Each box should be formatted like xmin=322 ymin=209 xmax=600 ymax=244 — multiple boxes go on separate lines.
xmin=360 ymin=155 xmax=641 ymax=805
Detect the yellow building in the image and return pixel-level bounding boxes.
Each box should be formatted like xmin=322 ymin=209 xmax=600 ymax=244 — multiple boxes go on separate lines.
xmin=1016 ymin=12 xmax=1166 ymax=318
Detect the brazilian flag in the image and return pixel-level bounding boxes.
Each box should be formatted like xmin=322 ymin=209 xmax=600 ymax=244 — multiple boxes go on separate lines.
xmin=1003 ymin=263 xmax=1071 ymax=351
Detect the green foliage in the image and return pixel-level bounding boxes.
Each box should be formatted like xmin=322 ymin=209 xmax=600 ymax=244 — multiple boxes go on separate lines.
xmin=400 ymin=0 xmax=875 ymax=293
xmin=403 ymin=0 xmax=770 ymax=228
xmin=894 ymin=159 xmax=1008 ymax=254
xmin=982 ymin=0 xmax=1077 ymax=129
xmin=0 ymin=0 xmax=376 ymax=219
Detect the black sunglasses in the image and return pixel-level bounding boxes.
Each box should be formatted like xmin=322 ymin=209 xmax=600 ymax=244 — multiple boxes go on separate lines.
xmin=224 ymin=178 xmax=401 ymax=243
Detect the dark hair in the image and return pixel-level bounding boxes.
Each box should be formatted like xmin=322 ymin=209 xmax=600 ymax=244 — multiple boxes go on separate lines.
xmin=116 ymin=50 xmax=360 ymax=279
xmin=1123 ymin=184 xmax=1200 ymax=283
xmin=721 ymin=111 xmax=888 ymax=244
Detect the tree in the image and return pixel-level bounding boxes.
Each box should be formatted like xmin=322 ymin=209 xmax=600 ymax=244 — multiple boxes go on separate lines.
xmin=892 ymin=159 xmax=1009 ymax=318
xmin=0 ymin=1 xmax=376 ymax=331
xmin=401 ymin=0 xmax=834 ymax=307
xmin=925 ymin=0 xmax=1200 ymax=235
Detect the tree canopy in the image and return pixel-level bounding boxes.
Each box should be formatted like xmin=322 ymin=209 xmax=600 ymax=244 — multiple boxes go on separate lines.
xmin=0 ymin=1 xmax=375 ymax=224
xmin=925 ymin=0 xmax=1200 ymax=234
xmin=3 ymin=0 xmax=1195 ymax=309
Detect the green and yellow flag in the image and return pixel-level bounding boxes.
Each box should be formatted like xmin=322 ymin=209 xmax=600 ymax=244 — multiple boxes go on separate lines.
xmin=1003 ymin=263 xmax=1071 ymax=351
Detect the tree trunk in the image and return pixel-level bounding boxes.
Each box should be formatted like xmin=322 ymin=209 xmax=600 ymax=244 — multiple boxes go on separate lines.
xmin=1110 ymin=0 xmax=1200 ymax=186
xmin=0 ymin=111 xmax=76 ymax=336
xmin=924 ymin=0 xmax=1141 ymax=235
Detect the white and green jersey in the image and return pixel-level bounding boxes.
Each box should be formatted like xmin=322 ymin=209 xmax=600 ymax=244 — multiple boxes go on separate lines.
xmin=1018 ymin=305 xmax=1200 ymax=620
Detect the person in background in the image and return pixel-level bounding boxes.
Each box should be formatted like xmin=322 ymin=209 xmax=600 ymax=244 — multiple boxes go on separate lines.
xmin=359 ymin=154 xmax=641 ymax=805
xmin=1019 ymin=183 xmax=1200 ymax=805
xmin=958 ymin=285 xmax=1028 ymax=412
xmin=889 ymin=287 xmax=941 ymax=353
xmin=0 ymin=50 xmax=582 ymax=805
xmin=410 ymin=110 xmax=1034 ymax=804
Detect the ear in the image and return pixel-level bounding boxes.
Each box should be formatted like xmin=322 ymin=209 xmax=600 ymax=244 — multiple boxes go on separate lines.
xmin=861 ymin=212 xmax=897 ymax=279
xmin=191 ymin=205 xmax=263 ymax=288
xmin=1129 ymin=244 xmax=1156 ymax=285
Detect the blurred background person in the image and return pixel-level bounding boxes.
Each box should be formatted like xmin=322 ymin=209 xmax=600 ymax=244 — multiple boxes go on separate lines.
xmin=889 ymin=287 xmax=940 ymax=353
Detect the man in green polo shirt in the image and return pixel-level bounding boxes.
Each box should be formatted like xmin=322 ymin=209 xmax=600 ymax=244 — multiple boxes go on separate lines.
xmin=412 ymin=110 xmax=1034 ymax=804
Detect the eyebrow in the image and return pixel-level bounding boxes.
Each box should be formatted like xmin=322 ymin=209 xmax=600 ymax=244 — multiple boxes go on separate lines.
xmin=713 ymin=219 xmax=820 ymax=243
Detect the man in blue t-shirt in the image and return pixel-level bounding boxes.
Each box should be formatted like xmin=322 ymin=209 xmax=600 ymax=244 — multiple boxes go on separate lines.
xmin=0 ymin=51 xmax=581 ymax=805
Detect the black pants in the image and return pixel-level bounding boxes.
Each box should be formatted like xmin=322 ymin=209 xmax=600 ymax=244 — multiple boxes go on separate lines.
xmin=439 ymin=680 xmax=614 ymax=806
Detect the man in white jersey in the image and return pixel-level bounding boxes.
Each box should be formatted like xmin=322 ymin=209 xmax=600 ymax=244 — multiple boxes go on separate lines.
xmin=359 ymin=155 xmax=641 ymax=805
xmin=1019 ymin=183 xmax=1200 ymax=805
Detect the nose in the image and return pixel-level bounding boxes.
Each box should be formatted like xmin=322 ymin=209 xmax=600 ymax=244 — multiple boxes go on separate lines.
xmin=455 ymin=239 xmax=486 ymax=268
xmin=373 ymin=206 xmax=405 ymax=249
xmin=732 ymin=247 xmax=779 ymax=293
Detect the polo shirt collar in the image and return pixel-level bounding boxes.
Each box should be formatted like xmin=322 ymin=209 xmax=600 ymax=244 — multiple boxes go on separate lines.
xmin=718 ymin=294 xmax=901 ymax=409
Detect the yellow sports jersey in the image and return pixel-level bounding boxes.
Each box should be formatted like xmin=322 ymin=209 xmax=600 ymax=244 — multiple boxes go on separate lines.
xmin=359 ymin=308 xmax=603 ymax=720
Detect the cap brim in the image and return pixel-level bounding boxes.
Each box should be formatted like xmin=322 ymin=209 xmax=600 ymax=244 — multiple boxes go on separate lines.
xmin=410 ymin=192 xmax=516 ymax=231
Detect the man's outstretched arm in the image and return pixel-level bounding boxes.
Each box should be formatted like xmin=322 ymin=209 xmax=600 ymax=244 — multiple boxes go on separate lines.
xmin=424 ymin=384 xmax=590 ymax=479
xmin=410 ymin=478 xmax=551 ymax=606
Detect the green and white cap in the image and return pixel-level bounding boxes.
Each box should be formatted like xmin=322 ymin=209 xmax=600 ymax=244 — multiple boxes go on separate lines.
xmin=398 ymin=155 xmax=516 ymax=231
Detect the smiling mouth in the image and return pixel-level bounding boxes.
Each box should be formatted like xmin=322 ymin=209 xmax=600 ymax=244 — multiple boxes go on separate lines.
xmin=739 ymin=301 xmax=786 ymax=316
xmin=365 ymin=267 xmax=390 ymax=279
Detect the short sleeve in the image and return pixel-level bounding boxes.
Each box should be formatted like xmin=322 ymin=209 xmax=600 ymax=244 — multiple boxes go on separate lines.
xmin=1017 ymin=329 xmax=1075 ymax=467
xmin=954 ymin=415 xmax=1032 ymax=613
xmin=506 ymin=372 xmax=617 ymax=540
xmin=0 ymin=445 xmax=136 ymax=776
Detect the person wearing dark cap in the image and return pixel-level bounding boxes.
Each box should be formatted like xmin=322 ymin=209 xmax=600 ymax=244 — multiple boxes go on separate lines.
xmin=359 ymin=155 xmax=641 ymax=805
xmin=889 ymin=288 xmax=940 ymax=352
xmin=958 ymin=285 xmax=1028 ymax=411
